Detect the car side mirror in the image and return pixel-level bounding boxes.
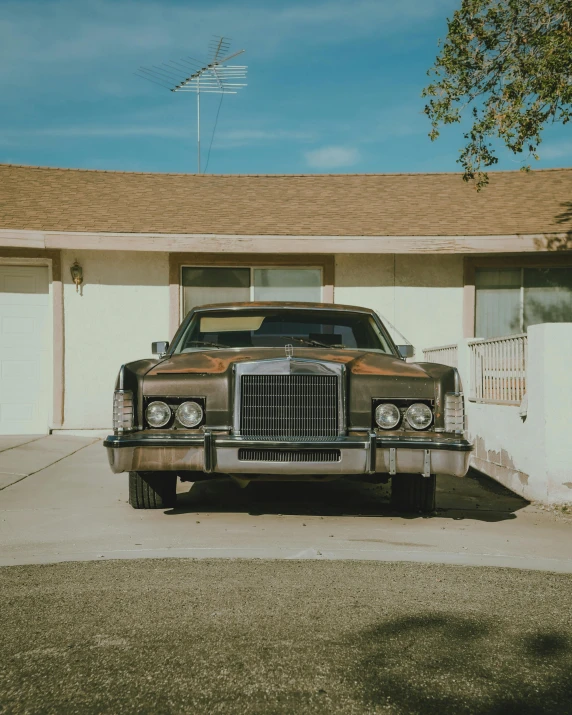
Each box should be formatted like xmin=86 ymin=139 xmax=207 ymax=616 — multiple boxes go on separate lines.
xmin=397 ymin=344 xmax=414 ymax=359
xmin=152 ymin=341 xmax=169 ymax=356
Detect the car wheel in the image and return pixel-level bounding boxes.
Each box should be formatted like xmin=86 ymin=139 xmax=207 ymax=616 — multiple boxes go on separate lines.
xmin=129 ymin=471 xmax=177 ymax=509
xmin=390 ymin=473 xmax=436 ymax=513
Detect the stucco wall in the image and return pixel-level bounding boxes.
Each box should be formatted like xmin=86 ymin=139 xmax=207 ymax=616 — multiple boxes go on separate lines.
xmin=60 ymin=251 xmax=465 ymax=430
xmin=457 ymin=324 xmax=572 ymax=504
xmin=334 ymin=254 xmax=464 ymax=356
xmin=61 ymin=250 xmax=169 ymax=429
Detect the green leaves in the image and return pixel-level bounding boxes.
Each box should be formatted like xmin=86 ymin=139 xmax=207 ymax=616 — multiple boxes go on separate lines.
xmin=422 ymin=0 xmax=572 ymax=189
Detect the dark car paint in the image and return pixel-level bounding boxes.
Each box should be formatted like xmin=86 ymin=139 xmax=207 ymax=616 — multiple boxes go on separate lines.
xmin=116 ymin=340 xmax=460 ymax=436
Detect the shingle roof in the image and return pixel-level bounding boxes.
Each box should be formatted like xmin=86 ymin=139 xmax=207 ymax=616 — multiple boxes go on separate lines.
xmin=0 ymin=163 xmax=571 ymax=236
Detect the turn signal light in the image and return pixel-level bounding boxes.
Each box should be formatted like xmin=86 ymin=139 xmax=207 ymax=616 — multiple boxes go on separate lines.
xmin=113 ymin=390 xmax=134 ymax=434
xmin=444 ymin=392 xmax=465 ymax=434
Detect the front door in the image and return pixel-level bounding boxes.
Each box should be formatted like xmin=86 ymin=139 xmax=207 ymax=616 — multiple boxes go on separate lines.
xmin=0 ymin=265 xmax=51 ymax=435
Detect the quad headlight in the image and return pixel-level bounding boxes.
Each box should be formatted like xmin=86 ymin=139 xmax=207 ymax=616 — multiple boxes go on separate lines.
xmin=405 ymin=403 xmax=433 ymax=430
xmin=146 ymin=401 xmax=172 ymax=428
xmin=176 ymin=401 xmax=203 ymax=428
xmin=375 ymin=403 xmax=401 ymax=429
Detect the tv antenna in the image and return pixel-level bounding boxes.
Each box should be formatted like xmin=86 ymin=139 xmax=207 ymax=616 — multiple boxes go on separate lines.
xmin=135 ymin=36 xmax=247 ymax=173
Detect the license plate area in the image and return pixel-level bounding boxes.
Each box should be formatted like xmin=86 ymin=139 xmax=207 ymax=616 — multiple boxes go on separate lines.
xmin=238 ymin=448 xmax=341 ymax=463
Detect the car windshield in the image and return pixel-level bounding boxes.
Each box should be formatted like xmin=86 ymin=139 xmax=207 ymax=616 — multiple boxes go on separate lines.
xmin=173 ymin=309 xmax=394 ymax=354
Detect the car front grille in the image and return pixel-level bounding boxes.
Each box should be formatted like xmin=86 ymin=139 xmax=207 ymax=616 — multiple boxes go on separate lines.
xmin=238 ymin=448 xmax=341 ymax=463
xmin=240 ymin=374 xmax=339 ymax=439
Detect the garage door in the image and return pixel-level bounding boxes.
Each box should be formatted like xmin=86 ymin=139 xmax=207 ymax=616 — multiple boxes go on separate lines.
xmin=0 ymin=266 xmax=51 ymax=435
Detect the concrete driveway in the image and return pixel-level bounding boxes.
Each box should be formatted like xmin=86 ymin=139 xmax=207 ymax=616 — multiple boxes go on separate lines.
xmin=1 ymin=435 xmax=571 ymax=571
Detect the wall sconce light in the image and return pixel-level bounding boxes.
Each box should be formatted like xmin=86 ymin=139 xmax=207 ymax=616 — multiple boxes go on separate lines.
xmin=70 ymin=260 xmax=83 ymax=293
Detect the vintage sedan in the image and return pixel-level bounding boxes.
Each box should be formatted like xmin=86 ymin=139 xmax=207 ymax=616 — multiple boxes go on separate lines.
xmin=104 ymin=302 xmax=472 ymax=512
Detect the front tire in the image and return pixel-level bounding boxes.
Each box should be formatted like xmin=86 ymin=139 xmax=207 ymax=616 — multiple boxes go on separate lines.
xmin=129 ymin=471 xmax=177 ymax=509
xmin=391 ymin=473 xmax=436 ymax=513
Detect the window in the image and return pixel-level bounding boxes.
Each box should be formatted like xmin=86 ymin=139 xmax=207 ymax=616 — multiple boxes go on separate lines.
xmin=524 ymin=267 xmax=572 ymax=328
xmin=182 ymin=268 xmax=250 ymax=315
xmin=475 ymin=267 xmax=572 ymax=338
xmin=181 ymin=266 xmax=322 ymax=317
xmin=253 ymin=268 xmax=321 ymax=302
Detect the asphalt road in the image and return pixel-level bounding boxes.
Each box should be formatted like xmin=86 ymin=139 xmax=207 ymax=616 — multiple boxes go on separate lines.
xmin=2 ymin=559 xmax=572 ymax=714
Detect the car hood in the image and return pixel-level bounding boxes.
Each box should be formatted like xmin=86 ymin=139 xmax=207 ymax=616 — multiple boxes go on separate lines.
xmin=147 ymin=348 xmax=432 ymax=379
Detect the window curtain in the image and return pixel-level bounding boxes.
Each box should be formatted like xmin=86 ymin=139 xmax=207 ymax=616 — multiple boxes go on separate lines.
xmin=475 ymin=269 xmax=522 ymax=338
xmin=475 ymin=267 xmax=572 ymax=338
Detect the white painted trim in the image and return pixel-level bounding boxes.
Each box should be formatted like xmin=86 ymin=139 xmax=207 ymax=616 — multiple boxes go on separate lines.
xmin=0 ymin=231 xmax=45 ymax=248
xmin=0 ymin=256 xmax=53 ymax=268
xmin=51 ymin=429 xmax=107 ymax=438
xmin=0 ymin=228 xmax=569 ymax=254
xmin=0 ymin=259 xmax=54 ymax=434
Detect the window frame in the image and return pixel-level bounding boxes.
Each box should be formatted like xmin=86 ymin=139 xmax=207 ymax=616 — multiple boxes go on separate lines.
xmin=180 ymin=265 xmax=324 ymax=318
xmin=169 ymin=253 xmax=335 ymax=338
xmin=463 ymin=255 xmax=572 ymax=338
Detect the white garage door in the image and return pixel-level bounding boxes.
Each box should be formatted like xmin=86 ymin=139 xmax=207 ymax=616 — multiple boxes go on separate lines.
xmin=0 ymin=266 xmax=51 ymax=435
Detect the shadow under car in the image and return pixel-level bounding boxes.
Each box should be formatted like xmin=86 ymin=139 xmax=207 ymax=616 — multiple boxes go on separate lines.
xmin=165 ymin=468 xmax=527 ymax=522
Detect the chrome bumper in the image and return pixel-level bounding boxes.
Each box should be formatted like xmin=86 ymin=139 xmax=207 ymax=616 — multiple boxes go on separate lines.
xmin=104 ymin=432 xmax=472 ymax=478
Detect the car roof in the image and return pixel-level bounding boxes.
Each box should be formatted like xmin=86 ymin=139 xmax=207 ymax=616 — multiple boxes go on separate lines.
xmin=191 ymin=301 xmax=377 ymax=314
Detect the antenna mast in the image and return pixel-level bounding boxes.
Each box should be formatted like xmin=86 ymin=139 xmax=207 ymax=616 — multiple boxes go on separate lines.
xmin=135 ymin=36 xmax=247 ymax=173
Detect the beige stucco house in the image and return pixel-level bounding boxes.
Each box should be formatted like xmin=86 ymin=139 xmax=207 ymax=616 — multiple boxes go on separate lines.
xmin=1 ymin=163 xmax=571 ymax=440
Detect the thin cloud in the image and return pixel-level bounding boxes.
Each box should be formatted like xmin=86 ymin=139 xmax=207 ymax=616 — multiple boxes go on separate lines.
xmin=305 ymin=146 xmax=361 ymax=169
xmin=0 ymin=0 xmax=457 ymax=79
xmin=539 ymin=142 xmax=572 ymax=160
xmin=0 ymin=125 xmax=187 ymax=142
xmin=0 ymin=124 xmax=314 ymax=146
xmin=0 ymin=0 xmax=458 ymax=170
xmin=214 ymin=129 xmax=315 ymax=148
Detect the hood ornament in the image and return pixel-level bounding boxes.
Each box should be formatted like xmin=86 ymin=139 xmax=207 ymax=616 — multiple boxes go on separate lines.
xmin=285 ymin=344 xmax=294 ymax=359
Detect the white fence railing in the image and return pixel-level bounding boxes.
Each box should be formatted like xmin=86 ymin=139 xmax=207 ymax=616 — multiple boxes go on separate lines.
xmin=422 ymin=344 xmax=458 ymax=368
xmin=469 ymin=334 xmax=528 ymax=405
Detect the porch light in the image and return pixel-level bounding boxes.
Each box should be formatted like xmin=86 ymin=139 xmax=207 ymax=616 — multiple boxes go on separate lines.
xmin=70 ymin=261 xmax=83 ymax=293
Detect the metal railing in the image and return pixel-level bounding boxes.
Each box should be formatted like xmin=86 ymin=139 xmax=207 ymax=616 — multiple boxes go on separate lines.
xmin=422 ymin=344 xmax=458 ymax=368
xmin=469 ymin=334 xmax=527 ymax=405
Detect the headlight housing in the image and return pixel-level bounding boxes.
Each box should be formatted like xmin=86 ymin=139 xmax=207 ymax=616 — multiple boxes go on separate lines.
xmin=375 ymin=403 xmax=401 ymax=429
xmin=405 ymin=403 xmax=433 ymax=430
xmin=146 ymin=401 xmax=172 ymax=428
xmin=176 ymin=401 xmax=203 ymax=428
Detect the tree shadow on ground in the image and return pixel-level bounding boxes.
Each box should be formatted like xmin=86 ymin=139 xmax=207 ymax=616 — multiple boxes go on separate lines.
xmin=166 ymin=468 xmax=527 ymax=522
xmin=345 ymin=613 xmax=572 ymax=714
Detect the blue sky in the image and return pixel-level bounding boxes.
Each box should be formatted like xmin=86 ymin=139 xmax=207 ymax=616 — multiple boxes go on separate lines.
xmin=1 ymin=0 xmax=570 ymax=174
